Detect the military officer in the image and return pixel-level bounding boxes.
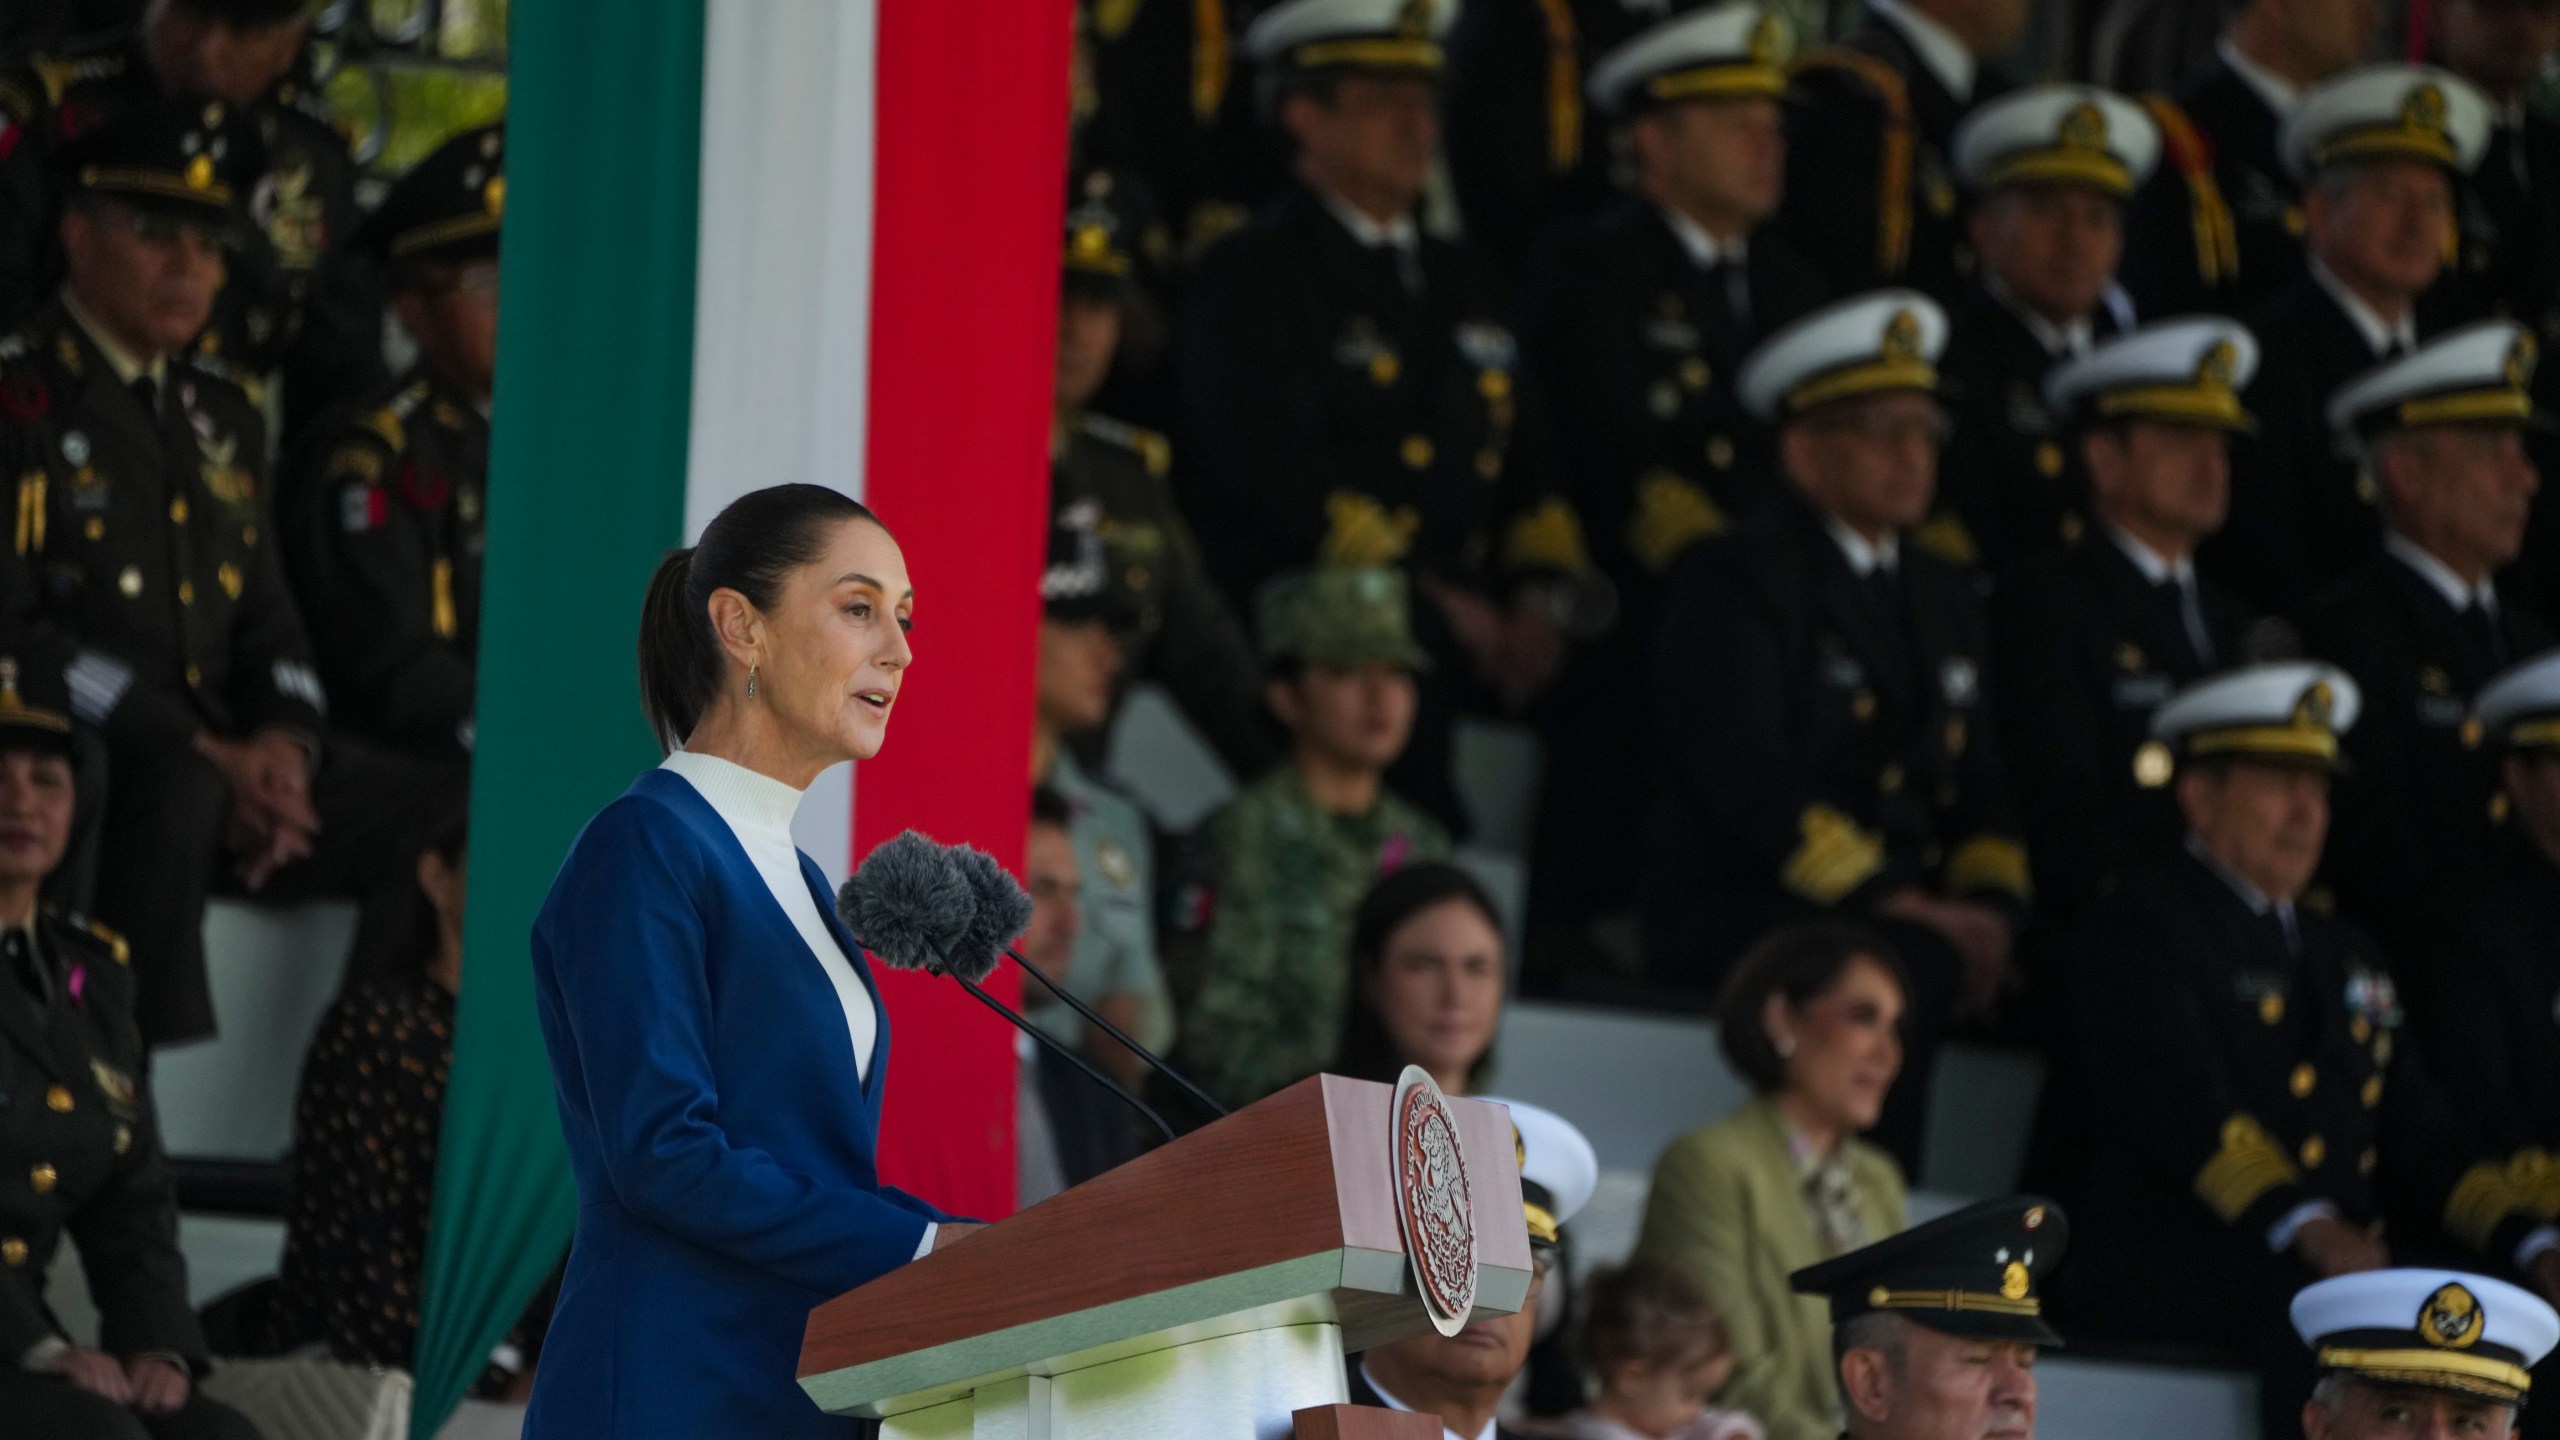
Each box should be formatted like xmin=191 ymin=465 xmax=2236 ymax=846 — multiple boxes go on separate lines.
xmin=1053 ymin=168 xmax=1275 ymax=781
xmin=1788 ymin=1196 xmax=2067 ymax=1440
xmin=0 ymin=0 xmax=381 ymax=439
xmin=2120 ymin=0 xmax=2375 ymax=320
xmin=1992 ymin=318 xmax=2266 ymax=924
xmin=1927 ymin=84 xmax=2151 ymax=574
xmin=2414 ymin=651 xmax=2560 ymax=1178
xmin=2048 ymin=663 xmax=2555 ymax=1436
xmin=1348 ymin=1099 xmax=1595 ymax=1439
xmin=1172 ymin=566 xmax=1452 ymax=1110
xmin=1180 ymin=0 xmax=1597 ymax=830
xmin=279 ymin=123 xmax=502 ymax=764
xmin=1515 ymin=3 xmax=1829 ymax=964
xmin=2305 ymin=321 xmax=2551 ymax=964
xmin=0 ymin=104 xmax=456 ymax=1046
xmin=0 ymin=653 xmax=258 ymax=1439
xmin=2206 ymin=65 xmax=2493 ymax=621
xmin=2292 ymin=1270 xmax=2560 ymax=1440
xmin=1775 ymin=0 xmax=2029 ymax=304
xmin=1643 ymin=290 xmax=2030 ymax=1172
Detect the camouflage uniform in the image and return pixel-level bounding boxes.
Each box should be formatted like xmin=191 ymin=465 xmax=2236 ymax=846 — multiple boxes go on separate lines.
xmin=1173 ymin=565 xmax=1450 ymax=1108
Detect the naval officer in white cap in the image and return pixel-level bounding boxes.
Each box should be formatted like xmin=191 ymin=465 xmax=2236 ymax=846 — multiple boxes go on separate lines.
xmin=1645 ymin=289 xmax=2029 ymax=1174
xmin=2413 ymin=648 xmax=2560 ymax=1193
xmin=2051 ymin=661 xmax=2555 ymax=1436
xmin=2306 ymin=319 xmax=2551 ymax=965
xmin=1932 ymin=83 xmax=2158 ymax=572
xmin=2214 ymin=64 xmax=2494 ymax=619
xmin=2293 ymin=1269 xmax=2560 ymax=1440
xmin=1991 ymin=316 xmax=2270 ymax=922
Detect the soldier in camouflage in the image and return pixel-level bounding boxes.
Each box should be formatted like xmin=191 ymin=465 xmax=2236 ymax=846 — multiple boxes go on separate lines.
xmin=1173 ymin=564 xmax=1451 ymax=1110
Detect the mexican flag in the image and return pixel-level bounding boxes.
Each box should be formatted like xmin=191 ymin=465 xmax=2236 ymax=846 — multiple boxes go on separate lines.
xmin=409 ymin=3 xmax=1067 ymax=1433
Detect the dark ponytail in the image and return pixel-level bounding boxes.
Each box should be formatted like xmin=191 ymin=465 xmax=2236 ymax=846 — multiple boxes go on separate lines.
xmin=636 ymin=483 xmax=883 ymax=753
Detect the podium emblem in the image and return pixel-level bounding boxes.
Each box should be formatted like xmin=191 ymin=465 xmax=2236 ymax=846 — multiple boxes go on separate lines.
xmin=1392 ymin=1066 xmax=1478 ymax=1336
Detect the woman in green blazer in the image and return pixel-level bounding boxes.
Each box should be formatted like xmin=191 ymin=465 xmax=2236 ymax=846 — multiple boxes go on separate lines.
xmin=1635 ymin=922 xmax=1911 ymax=1440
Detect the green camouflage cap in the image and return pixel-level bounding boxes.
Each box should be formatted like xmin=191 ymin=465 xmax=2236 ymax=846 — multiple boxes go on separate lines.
xmin=1256 ymin=566 xmax=1431 ymax=670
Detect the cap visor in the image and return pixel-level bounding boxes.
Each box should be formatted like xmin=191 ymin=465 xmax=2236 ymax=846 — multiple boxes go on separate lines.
xmin=1909 ymin=1311 xmax=2068 ymax=1348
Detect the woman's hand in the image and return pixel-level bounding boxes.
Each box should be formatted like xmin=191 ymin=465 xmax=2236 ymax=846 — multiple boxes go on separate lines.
xmin=929 ymin=1223 xmax=988 ymax=1253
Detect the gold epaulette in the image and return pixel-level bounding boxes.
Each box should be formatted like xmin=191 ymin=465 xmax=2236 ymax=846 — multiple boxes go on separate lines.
xmin=1501 ymin=497 xmax=1590 ymax=574
xmin=1945 ymin=835 xmax=2031 ymax=901
xmin=1628 ymin=472 xmax=1729 ymax=573
xmin=86 ymin=917 xmax=129 ymax=965
xmin=1791 ymin=47 xmax=1914 ymax=274
xmin=2142 ymin=95 xmax=2240 ymax=289
xmin=1783 ymin=804 xmax=1886 ymax=904
xmin=2196 ymin=1113 xmax=2300 ymax=1222
xmin=2446 ymin=1161 xmax=2527 ymax=1252
xmin=1533 ymin=0 xmax=1582 ymax=172
xmin=1321 ymin=491 xmax=1419 ymax=567
xmin=1911 ymin=512 xmax=1978 ymax=568
xmin=1193 ymin=0 xmax=1230 ymax=121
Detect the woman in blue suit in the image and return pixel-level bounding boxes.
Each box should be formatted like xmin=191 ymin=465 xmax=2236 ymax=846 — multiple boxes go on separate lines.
xmin=524 ymin=484 xmax=979 ymax=1439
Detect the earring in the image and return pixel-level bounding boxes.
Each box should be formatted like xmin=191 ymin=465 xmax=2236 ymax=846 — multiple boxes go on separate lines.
xmin=1775 ymin=1035 xmax=1796 ymax=1059
xmin=746 ymin=664 xmax=758 ymax=701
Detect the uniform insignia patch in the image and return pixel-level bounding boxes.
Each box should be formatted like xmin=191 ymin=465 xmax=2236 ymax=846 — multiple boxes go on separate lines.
xmin=198 ymin=434 xmax=255 ymax=507
xmin=1096 ymin=838 xmax=1139 ymax=892
xmin=89 ymin=1058 xmax=136 ymax=1118
xmin=400 ymin=462 xmax=451 ymax=512
xmin=1940 ymin=657 xmax=1979 ymax=706
xmin=60 ymin=431 xmax=88 ymax=466
xmin=340 ymin=484 xmax=385 ymax=534
xmin=2344 ymin=968 xmax=2402 ymax=1032
xmin=1454 ymin=323 xmax=1518 ymax=370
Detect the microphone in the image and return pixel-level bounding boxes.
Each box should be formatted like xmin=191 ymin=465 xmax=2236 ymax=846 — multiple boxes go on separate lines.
xmin=940 ymin=843 xmax=1228 ymax=1122
xmin=839 ymin=832 xmax=1175 ymax=1144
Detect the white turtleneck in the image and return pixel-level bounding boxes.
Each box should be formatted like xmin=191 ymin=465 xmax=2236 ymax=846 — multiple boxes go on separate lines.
xmin=660 ymin=750 xmax=877 ymax=1083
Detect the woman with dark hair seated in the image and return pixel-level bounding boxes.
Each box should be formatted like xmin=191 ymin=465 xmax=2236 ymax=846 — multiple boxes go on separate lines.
xmin=1635 ymin=921 xmax=1911 ymax=1440
xmin=269 ymin=813 xmax=551 ymax=1396
xmin=1334 ymin=862 xmax=1508 ymax=1095
xmin=0 ymin=652 xmax=259 ymax=1439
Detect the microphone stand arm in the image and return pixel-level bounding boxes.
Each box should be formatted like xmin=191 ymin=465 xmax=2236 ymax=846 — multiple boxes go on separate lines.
xmin=950 ymin=972 xmax=1178 ymax=1146
xmin=1004 ymin=948 xmax=1229 ymax=1120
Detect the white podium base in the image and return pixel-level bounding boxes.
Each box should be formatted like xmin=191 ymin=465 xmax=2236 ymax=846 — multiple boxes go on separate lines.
xmin=880 ymin=1322 xmax=1348 ymax=1440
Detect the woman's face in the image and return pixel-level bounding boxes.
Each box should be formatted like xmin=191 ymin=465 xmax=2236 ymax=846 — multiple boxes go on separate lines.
xmin=1769 ymin=956 xmax=1905 ymax=1134
xmin=743 ymin=518 xmax=915 ymax=764
xmin=1367 ymin=897 xmax=1505 ymax=1089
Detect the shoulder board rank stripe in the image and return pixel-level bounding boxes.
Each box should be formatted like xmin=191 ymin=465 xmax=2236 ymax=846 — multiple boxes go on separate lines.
xmin=2196 ymin=1112 xmax=2301 ymax=1222
xmin=2444 ymin=1161 xmax=2526 ymax=1253
xmin=2143 ymin=96 xmax=2239 ymax=288
xmin=1193 ymin=0 xmax=1230 ymax=121
xmin=1791 ymin=48 xmax=1914 ymax=274
xmin=1784 ymin=803 xmax=1886 ymax=904
xmin=1533 ymin=0 xmax=1581 ymax=172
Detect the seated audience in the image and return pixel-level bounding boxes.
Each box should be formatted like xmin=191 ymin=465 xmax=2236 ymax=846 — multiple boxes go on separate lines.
xmin=1032 ymin=499 xmax=1174 ymax=1086
xmin=1334 ymin=861 xmax=1507 ymax=1095
xmin=1014 ymin=786 xmax=1145 ymax=1206
xmin=1568 ymin=1259 xmax=1763 ymax=1440
xmin=269 ymin=813 xmax=549 ymax=1397
xmin=1349 ymin=1100 xmax=1595 ymax=1439
xmin=1638 ymin=921 xmax=1910 ymax=1440
xmin=1175 ymin=566 xmax=1450 ymax=1110
xmin=1644 ymin=290 xmax=2029 ymax=1170
xmin=2049 ymin=662 xmax=2557 ymax=1436
xmin=2290 ymin=1269 xmax=2559 ymax=1440
xmin=1788 ymin=1197 xmax=2067 ymax=1440
xmin=0 ymin=653 xmax=259 ymax=1439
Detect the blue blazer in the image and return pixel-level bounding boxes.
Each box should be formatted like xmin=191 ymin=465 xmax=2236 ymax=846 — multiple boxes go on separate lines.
xmin=523 ymin=769 xmax=957 ymax=1440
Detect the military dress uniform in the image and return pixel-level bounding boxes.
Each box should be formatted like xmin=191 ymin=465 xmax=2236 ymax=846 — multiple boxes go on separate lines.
xmin=0 ymin=658 xmax=256 ymax=1440
xmin=1776 ymin=0 xmax=2011 ymax=304
xmin=0 ymin=23 xmax=382 ymax=435
xmin=1516 ymin=5 xmax=1829 ymax=952
xmin=1055 ymin=174 xmax=1275 ymax=778
xmin=1645 ymin=292 xmax=2030 ymax=1169
xmin=2051 ymin=665 xmax=2548 ymax=1410
xmin=1171 ymin=567 xmax=1453 ymax=1111
xmin=2204 ymin=66 xmax=2493 ymax=621
xmin=0 ymin=107 xmax=458 ymax=1045
xmin=279 ymin=124 xmax=504 ymax=763
xmin=2122 ymin=44 xmax=2307 ymax=320
xmin=1183 ymin=3 xmax=1594 ymax=829
xmin=1991 ymin=318 xmax=2262 ymax=921
xmin=2415 ymin=653 xmax=2560 ymax=1164
xmin=2305 ymin=322 xmax=2555 ymax=961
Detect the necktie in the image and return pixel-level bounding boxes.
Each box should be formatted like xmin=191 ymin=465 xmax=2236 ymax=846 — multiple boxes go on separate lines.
xmin=2272 ymin=904 xmax=2303 ymax=959
xmin=130 ymin=375 xmax=158 ymax=421
xmin=2462 ymin=601 xmax=2508 ymax=680
xmin=6 ymin=927 xmax=45 ymax=1005
xmin=1387 ymin=241 xmax=1421 ymax=295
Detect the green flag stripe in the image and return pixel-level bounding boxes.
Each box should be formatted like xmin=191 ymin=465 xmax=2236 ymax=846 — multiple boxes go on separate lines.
xmin=409 ymin=3 xmax=710 ymax=1434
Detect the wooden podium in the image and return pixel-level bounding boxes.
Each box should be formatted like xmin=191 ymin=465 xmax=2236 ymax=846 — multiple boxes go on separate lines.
xmin=798 ymin=1074 xmax=1532 ymax=1439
